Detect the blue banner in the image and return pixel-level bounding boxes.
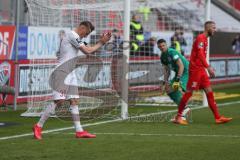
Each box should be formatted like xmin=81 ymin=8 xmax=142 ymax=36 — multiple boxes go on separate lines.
xmin=12 ymin=26 xmax=28 ymax=60
xmin=17 ymin=26 xmax=28 ymax=60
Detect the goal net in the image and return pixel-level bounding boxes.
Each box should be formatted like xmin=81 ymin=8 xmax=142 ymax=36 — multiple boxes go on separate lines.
xmin=21 ymin=0 xmax=206 ymax=121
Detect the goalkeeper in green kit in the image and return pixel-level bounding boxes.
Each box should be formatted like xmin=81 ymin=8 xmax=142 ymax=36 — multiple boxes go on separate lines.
xmin=157 ymin=39 xmax=190 ymax=121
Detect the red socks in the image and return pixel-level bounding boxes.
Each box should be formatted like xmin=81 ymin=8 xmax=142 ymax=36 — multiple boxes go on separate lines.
xmin=178 ymin=91 xmax=221 ymax=119
xmin=177 ymin=92 xmax=192 ymax=116
xmin=206 ymin=92 xmax=221 ymax=119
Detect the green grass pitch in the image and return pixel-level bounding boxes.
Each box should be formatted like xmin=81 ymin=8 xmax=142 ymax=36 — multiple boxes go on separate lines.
xmin=0 ymin=83 xmax=240 ymax=160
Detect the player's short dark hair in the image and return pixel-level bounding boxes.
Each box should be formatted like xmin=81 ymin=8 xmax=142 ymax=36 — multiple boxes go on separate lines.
xmin=157 ymin=39 xmax=166 ymax=44
xmin=204 ymin=21 xmax=215 ymax=28
xmin=79 ymin=21 xmax=95 ymax=32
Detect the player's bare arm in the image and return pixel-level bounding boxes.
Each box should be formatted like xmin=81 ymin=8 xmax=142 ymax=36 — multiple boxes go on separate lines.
xmin=175 ymin=58 xmax=184 ymax=78
xmin=207 ymin=66 xmax=215 ymax=78
xmin=163 ymin=65 xmax=170 ymax=82
xmin=171 ymin=59 xmax=184 ymax=91
xmin=163 ymin=65 xmax=171 ymax=92
xmin=79 ymin=32 xmax=111 ymax=54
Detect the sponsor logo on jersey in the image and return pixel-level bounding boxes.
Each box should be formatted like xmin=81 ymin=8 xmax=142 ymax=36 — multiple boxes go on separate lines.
xmin=192 ymin=81 xmax=198 ymax=88
xmin=173 ymin=55 xmax=179 ymax=60
xmin=198 ymin=42 xmax=204 ymax=48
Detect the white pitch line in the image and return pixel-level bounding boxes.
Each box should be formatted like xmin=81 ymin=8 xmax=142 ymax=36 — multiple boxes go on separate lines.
xmin=0 ymin=119 xmax=121 ymax=140
xmin=59 ymin=132 xmax=240 ymax=138
xmin=128 ymin=100 xmax=240 ymax=120
xmin=0 ymin=100 xmax=240 ymax=141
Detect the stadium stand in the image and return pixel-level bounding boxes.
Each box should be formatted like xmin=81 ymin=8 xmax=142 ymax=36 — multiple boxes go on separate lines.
xmin=229 ymin=0 xmax=240 ymax=11
xmin=134 ymin=0 xmax=240 ymax=33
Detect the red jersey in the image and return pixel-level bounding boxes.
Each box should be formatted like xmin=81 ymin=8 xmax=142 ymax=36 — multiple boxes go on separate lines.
xmin=189 ymin=33 xmax=209 ymax=72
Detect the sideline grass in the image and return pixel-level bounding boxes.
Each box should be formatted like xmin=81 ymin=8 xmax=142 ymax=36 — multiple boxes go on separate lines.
xmin=0 ymin=83 xmax=240 ymax=160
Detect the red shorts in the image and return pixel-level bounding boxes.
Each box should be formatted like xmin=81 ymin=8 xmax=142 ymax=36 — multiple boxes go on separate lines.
xmin=187 ymin=70 xmax=211 ymax=90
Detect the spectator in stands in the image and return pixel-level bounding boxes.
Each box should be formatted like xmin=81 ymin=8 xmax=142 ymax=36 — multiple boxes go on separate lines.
xmin=108 ymin=29 xmax=123 ymax=54
xmin=229 ymin=0 xmax=240 ymax=11
xmin=232 ymin=34 xmax=240 ymax=55
xmin=170 ymin=35 xmax=182 ymax=55
xmin=139 ymin=37 xmax=158 ymax=56
xmin=112 ymin=29 xmax=122 ymax=46
xmin=130 ymin=14 xmax=144 ymax=55
xmin=171 ymin=28 xmax=187 ymax=56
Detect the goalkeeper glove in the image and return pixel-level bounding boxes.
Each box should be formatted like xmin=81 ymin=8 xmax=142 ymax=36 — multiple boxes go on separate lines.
xmin=172 ymin=77 xmax=181 ymax=91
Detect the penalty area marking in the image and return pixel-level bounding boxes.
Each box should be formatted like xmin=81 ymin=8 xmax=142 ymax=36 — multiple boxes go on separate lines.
xmin=0 ymin=100 xmax=240 ymax=141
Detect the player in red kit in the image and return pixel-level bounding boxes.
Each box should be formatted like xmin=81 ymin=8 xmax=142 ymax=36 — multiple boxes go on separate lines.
xmin=173 ymin=21 xmax=232 ymax=125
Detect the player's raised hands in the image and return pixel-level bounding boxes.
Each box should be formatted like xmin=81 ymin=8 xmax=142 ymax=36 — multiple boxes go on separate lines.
xmin=99 ymin=32 xmax=112 ymax=44
xmin=207 ymin=66 xmax=215 ymax=78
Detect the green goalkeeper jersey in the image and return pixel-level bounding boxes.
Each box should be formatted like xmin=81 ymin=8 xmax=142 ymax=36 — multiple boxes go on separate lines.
xmin=160 ymin=48 xmax=189 ymax=75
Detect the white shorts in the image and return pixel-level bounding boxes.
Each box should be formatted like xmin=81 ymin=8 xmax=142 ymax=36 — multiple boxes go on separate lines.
xmin=52 ymin=90 xmax=80 ymax=100
xmin=50 ymin=63 xmax=79 ymax=100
